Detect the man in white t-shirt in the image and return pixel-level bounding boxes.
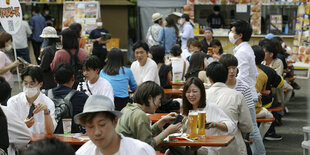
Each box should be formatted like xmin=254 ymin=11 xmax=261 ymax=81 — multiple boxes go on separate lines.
xmin=130 ymin=41 xmax=160 ymax=85
xmin=7 ymin=66 xmax=56 ymax=134
xmin=78 ymin=56 xmax=114 ymax=102
xmin=75 ymin=95 xmax=155 ymax=155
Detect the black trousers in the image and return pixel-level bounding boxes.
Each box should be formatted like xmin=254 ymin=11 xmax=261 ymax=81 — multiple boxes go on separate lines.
xmin=31 ymin=40 xmax=42 ymax=65
xmin=114 ymin=97 xmax=130 ymax=111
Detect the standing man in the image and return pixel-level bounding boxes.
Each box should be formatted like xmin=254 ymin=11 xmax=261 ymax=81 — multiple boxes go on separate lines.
xmin=13 ymin=19 xmax=32 ymax=63
xmin=146 ymin=13 xmax=163 ymax=47
xmin=130 ymin=41 xmax=160 ymax=85
xmin=200 ymin=26 xmax=213 ymax=54
xmin=30 ymin=6 xmax=46 ymax=65
xmin=89 ymin=18 xmax=110 ymax=67
xmin=179 ymin=14 xmax=194 ymax=50
xmin=229 ymin=20 xmax=265 ymax=155
xmin=75 ymin=95 xmax=156 ymax=155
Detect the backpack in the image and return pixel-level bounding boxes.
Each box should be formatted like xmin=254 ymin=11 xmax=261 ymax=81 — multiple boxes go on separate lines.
xmin=65 ymin=48 xmax=83 ymax=89
xmin=47 ymin=89 xmax=77 ymax=133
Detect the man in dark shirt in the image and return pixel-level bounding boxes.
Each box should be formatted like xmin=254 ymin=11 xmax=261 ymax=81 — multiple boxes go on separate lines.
xmin=201 ymin=26 xmax=213 ymax=54
xmin=89 ymin=18 xmax=110 ymax=67
xmin=30 ymin=6 xmax=46 ymax=64
xmin=207 ymin=5 xmax=224 ymax=29
xmin=51 ymin=63 xmax=88 ymax=133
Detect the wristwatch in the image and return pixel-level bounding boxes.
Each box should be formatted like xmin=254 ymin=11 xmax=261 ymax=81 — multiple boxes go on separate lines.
xmin=44 ymin=109 xmax=50 ymax=115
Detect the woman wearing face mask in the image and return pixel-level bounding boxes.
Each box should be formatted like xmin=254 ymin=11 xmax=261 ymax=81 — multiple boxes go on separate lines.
xmin=0 ymin=32 xmax=20 ymax=105
xmin=179 ymin=14 xmax=194 ymax=50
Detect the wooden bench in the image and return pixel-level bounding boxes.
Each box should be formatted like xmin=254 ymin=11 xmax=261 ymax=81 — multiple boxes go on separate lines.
xmin=256 ymin=118 xmax=275 ymax=122
xmin=268 ymin=107 xmax=283 ymax=112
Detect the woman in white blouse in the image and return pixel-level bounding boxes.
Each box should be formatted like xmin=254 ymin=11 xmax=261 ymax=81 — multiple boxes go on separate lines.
xmin=169 ymin=44 xmax=189 ymax=82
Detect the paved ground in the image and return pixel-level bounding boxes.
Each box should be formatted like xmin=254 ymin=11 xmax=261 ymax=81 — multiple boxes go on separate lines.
xmin=265 ymin=79 xmax=308 ymax=155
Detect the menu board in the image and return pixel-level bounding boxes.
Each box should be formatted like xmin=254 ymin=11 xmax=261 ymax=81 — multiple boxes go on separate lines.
xmin=270 ymin=15 xmax=282 ymax=32
xmin=62 ymin=1 xmax=100 ymax=35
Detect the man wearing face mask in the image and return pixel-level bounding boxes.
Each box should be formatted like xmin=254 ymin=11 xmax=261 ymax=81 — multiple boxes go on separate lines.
xmin=179 ymin=14 xmax=194 ymax=50
xmin=7 ymin=66 xmax=56 ymax=134
xmin=146 ymin=12 xmax=163 ymax=47
xmin=229 ymin=20 xmax=265 ymax=155
xmin=89 ymin=18 xmax=109 ymax=67
xmin=207 ymin=5 xmax=224 ymax=29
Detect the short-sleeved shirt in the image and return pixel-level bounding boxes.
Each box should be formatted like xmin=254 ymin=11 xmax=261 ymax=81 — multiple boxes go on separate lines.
xmin=234 ymin=78 xmax=255 ymax=109
xmin=0 ymin=51 xmax=14 ymax=87
xmin=7 ymin=92 xmax=57 ymax=134
xmin=207 ymin=13 xmax=224 ymax=28
xmin=255 ymin=67 xmax=268 ymax=113
xmin=116 ymin=103 xmax=162 ymax=147
xmin=50 ymin=48 xmax=87 ymax=71
xmin=130 ymin=58 xmax=160 ymax=85
xmin=76 ymin=133 xmax=156 ymax=155
xmin=78 ymin=77 xmax=114 ymax=102
xmin=100 ymin=67 xmax=137 ymax=98
xmin=89 ymin=28 xmax=109 ymax=55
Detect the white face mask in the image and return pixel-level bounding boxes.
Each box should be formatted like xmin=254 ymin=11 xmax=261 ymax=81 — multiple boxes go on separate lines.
xmin=96 ymin=22 xmax=103 ymax=27
xmin=229 ymin=32 xmax=238 ymax=45
xmin=23 ymin=86 xmax=38 ymax=98
xmin=5 ymin=44 xmax=12 ymax=51
xmin=178 ymin=18 xmax=184 ymax=25
xmin=214 ymin=11 xmax=219 ymax=15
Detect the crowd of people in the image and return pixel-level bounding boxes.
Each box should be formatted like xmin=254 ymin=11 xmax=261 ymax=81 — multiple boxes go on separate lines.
xmin=0 ymin=9 xmax=299 ymax=155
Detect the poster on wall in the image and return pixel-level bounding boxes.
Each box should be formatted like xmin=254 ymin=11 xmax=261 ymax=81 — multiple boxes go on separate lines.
xmin=291 ymin=3 xmax=310 ymax=79
xmin=250 ymin=4 xmax=261 ymax=34
xmin=62 ymin=1 xmax=100 ymax=35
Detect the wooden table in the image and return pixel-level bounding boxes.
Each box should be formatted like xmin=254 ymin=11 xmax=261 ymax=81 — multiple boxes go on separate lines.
xmin=159 ymin=136 xmax=235 ymax=147
xmin=148 ymin=113 xmax=168 ymax=123
xmin=31 ymin=134 xmax=89 ymax=145
xmin=164 ymin=89 xmax=183 ymax=95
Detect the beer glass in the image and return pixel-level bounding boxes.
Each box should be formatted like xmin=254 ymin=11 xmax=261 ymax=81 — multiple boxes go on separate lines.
xmin=188 ymin=110 xmax=198 ymax=139
xmin=198 ymin=108 xmax=206 ymax=138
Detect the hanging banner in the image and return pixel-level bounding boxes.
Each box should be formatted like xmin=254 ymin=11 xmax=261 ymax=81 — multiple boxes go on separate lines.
xmin=0 ymin=0 xmax=22 ymax=34
xmin=62 ymin=1 xmax=100 ymax=35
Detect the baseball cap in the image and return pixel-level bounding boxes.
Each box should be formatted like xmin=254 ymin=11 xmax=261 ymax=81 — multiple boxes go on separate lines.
xmin=152 ymin=13 xmax=163 ymax=22
xmin=205 ymin=26 xmax=213 ymax=33
xmin=74 ymin=95 xmax=122 ymax=124
xmin=265 ymin=33 xmax=275 ymax=39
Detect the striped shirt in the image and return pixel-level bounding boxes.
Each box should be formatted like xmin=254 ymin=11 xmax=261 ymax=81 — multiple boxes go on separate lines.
xmin=234 ymin=78 xmax=255 ymax=108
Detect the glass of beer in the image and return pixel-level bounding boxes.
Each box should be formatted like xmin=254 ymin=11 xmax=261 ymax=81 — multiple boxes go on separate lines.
xmin=188 ymin=110 xmax=198 ymax=139
xmin=198 ymin=108 xmax=206 ymax=138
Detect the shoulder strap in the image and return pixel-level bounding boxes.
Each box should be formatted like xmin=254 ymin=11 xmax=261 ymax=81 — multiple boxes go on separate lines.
xmin=64 ymin=89 xmax=77 ymax=117
xmin=182 ymin=60 xmax=186 ymax=80
xmin=47 ymin=89 xmax=55 ymax=99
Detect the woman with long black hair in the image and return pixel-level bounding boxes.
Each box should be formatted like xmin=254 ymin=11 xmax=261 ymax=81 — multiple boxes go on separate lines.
xmin=100 ymin=48 xmax=138 ymax=111
xmin=158 ymin=16 xmax=179 ymax=54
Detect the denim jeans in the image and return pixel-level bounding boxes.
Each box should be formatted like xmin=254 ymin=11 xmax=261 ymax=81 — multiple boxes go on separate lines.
xmin=249 ymin=106 xmax=266 ymax=155
xmin=16 ymin=48 xmax=31 ymax=63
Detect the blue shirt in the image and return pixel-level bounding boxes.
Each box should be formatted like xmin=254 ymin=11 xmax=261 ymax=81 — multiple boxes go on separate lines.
xmin=30 ymin=14 xmax=46 ymax=42
xmin=100 ymin=67 xmax=137 ymax=98
xmin=158 ymin=27 xmax=177 ymax=54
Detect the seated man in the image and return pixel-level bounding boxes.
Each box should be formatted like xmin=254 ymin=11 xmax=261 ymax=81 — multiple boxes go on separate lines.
xmin=7 ymin=66 xmax=56 ymax=134
xmin=0 ymin=77 xmax=31 ymax=155
xmin=205 ymin=62 xmax=253 ymax=155
xmin=49 ymin=63 xmax=88 ymax=133
xmin=75 ymin=95 xmax=155 ymax=155
xmin=254 ymin=45 xmax=284 ymax=141
xmin=130 ymin=41 xmax=160 ymax=85
xmin=78 ymin=55 xmax=114 ymax=102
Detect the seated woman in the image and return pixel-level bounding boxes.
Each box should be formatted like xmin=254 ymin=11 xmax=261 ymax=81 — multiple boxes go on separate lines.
xmin=208 ymin=39 xmax=224 ymax=63
xmin=169 ymin=44 xmax=189 ymax=82
xmin=184 ymin=52 xmax=208 ymax=83
xmin=149 ymin=45 xmax=172 ymax=88
xmin=116 ymin=81 xmax=182 ymax=147
xmin=167 ymin=77 xmax=235 ymax=155
xmin=100 ymin=48 xmax=138 ymax=111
